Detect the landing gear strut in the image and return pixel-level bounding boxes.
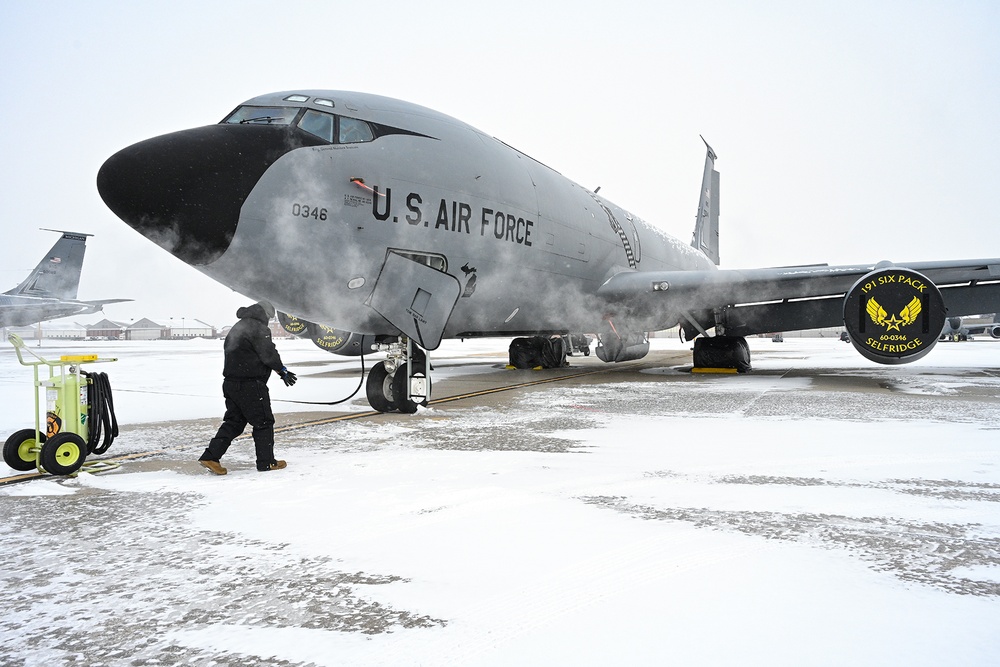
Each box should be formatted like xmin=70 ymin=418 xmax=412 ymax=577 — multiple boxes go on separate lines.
xmin=365 ymin=338 xmax=431 ymax=413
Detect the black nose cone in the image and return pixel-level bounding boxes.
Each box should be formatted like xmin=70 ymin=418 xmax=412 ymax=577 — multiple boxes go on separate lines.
xmin=98 ymin=124 xmax=322 ymax=266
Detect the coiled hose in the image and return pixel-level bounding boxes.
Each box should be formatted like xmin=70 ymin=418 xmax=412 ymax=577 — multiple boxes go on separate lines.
xmin=82 ymin=371 xmax=119 ymax=455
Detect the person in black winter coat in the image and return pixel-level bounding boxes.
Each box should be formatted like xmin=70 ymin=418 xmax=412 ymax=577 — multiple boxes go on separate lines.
xmin=198 ymin=300 xmax=297 ymax=475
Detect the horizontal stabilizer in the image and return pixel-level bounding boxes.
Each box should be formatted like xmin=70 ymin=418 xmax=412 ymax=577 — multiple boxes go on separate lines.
xmin=82 ymin=299 xmax=133 ymax=307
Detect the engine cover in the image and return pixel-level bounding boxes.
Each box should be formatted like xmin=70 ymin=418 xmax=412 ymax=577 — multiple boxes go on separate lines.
xmin=277 ymin=311 xmax=378 ymax=356
xmin=277 ymin=311 xmax=309 ymax=336
xmin=843 ymin=268 xmax=945 ymax=364
xmin=309 ymin=323 xmax=378 ymax=356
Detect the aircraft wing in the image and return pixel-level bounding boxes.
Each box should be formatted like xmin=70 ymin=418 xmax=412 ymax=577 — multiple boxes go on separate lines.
xmin=597 ymin=259 xmax=1000 ymax=338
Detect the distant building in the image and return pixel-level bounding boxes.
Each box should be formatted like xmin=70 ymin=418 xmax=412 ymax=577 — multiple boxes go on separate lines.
xmin=4 ymin=321 xmax=87 ymax=340
xmin=87 ymin=319 xmax=127 ymax=340
xmin=126 ymin=318 xmax=167 ymax=341
xmin=269 ymin=321 xmax=293 ymax=338
xmin=168 ymin=319 xmax=216 ymax=339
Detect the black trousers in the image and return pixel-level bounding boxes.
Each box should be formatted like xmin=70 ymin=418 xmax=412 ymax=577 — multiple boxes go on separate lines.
xmin=200 ymin=378 xmax=276 ymax=468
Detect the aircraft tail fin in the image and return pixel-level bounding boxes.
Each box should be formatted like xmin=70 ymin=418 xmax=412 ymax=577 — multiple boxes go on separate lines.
xmin=5 ymin=230 xmax=92 ymax=300
xmin=691 ymin=137 xmax=720 ymax=265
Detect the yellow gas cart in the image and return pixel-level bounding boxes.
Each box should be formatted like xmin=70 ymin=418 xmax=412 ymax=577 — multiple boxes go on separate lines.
xmin=3 ymin=333 xmax=119 ymax=476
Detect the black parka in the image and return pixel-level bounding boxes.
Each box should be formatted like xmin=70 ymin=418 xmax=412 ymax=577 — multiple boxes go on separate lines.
xmin=222 ymin=303 xmax=284 ymax=381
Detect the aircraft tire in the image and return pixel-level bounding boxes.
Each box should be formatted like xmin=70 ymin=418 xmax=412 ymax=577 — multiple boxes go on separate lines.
xmin=693 ymin=336 xmax=751 ymax=373
xmin=3 ymin=428 xmax=43 ymax=471
xmin=391 ymin=361 xmax=430 ymax=414
xmin=366 ymin=362 xmax=398 ymax=413
xmin=39 ymin=432 xmax=87 ymax=476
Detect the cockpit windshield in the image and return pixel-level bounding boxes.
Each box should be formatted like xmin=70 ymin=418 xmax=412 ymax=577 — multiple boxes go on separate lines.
xmin=222 ymin=106 xmax=300 ymax=125
xmin=220 ymin=102 xmax=378 ymax=146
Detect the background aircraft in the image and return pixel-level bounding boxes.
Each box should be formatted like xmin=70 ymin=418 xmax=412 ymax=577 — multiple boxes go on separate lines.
xmin=939 ymin=314 xmax=1000 ymax=341
xmin=97 ymin=90 xmax=1000 ymax=412
xmin=0 ymin=230 xmax=130 ymax=328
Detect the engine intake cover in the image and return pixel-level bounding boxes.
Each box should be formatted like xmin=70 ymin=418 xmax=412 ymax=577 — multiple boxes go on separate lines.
xmin=277 ymin=311 xmax=309 ymax=336
xmin=843 ymin=268 xmax=945 ymax=364
xmin=276 ymin=311 xmax=376 ymax=356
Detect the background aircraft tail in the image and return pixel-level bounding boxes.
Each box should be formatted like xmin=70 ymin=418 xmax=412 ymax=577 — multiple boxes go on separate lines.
xmin=4 ymin=230 xmax=91 ymax=300
xmin=691 ymin=137 xmax=720 ymax=265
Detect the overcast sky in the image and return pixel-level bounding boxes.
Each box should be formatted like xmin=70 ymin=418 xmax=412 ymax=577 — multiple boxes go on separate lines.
xmin=2 ymin=1 xmax=998 ymax=327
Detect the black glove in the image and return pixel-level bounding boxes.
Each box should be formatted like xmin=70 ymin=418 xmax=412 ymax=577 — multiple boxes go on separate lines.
xmin=280 ymin=368 xmax=297 ymax=387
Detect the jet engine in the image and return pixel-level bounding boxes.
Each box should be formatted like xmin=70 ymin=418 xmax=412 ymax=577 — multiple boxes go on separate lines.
xmin=842 ymin=267 xmax=945 ymax=364
xmin=277 ymin=311 xmax=381 ymax=356
xmin=595 ymin=321 xmax=649 ymax=363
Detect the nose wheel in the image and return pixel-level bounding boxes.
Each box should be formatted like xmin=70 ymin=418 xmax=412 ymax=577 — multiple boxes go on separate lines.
xmin=365 ymin=362 xmax=399 ymax=413
xmin=365 ymin=339 xmax=430 ymax=413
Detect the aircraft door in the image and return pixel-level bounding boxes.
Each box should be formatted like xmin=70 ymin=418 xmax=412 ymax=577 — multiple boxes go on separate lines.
xmin=367 ymin=251 xmax=462 ymax=350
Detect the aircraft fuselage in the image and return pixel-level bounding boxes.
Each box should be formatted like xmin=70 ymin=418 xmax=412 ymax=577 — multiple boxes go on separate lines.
xmin=98 ymin=91 xmax=714 ymax=343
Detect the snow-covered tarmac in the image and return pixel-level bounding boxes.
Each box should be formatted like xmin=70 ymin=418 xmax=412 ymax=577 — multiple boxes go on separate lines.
xmin=2 ymin=336 xmax=999 ymax=666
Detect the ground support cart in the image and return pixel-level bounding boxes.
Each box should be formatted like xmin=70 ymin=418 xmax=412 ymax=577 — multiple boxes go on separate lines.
xmin=2 ymin=333 xmax=119 ymax=476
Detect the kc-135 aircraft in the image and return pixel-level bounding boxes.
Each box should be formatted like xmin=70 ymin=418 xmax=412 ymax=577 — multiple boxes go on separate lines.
xmin=0 ymin=230 xmax=129 ymax=328
xmin=939 ymin=314 xmax=1000 ymax=341
xmin=97 ymin=90 xmax=1000 ymax=412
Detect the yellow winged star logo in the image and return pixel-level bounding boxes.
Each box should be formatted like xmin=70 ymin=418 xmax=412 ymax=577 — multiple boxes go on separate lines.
xmin=866 ymin=296 xmax=922 ymax=332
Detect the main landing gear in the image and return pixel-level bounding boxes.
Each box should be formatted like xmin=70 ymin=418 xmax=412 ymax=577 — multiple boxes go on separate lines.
xmin=692 ymin=335 xmax=752 ymax=373
xmin=365 ymin=338 xmax=430 ymax=413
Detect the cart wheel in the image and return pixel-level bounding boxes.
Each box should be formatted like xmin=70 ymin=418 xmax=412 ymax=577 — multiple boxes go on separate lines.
xmin=3 ymin=429 xmax=44 ymax=472
xmin=39 ymin=432 xmax=87 ymax=476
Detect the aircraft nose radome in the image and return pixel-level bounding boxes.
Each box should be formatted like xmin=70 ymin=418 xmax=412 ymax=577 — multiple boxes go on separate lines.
xmin=97 ymin=125 xmax=319 ymax=266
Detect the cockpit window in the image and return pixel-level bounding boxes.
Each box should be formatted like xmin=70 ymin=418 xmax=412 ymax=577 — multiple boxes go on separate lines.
xmin=298 ymin=109 xmax=335 ymax=142
xmin=339 ymin=117 xmax=374 ymax=144
xmin=222 ymin=106 xmax=300 ymax=125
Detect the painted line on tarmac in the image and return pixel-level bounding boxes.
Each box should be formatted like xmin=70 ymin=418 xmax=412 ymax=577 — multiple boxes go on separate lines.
xmin=271 ymin=366 xmax=614 ymax=434
xmin=0 ymin=450 xmax=168 ymax=486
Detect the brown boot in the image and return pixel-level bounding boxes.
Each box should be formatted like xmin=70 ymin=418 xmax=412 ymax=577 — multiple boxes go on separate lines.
xmin=257 ymin=460 xmax=287 ymax=472
xmin=199 ymin=459 xmax=227 ymax=475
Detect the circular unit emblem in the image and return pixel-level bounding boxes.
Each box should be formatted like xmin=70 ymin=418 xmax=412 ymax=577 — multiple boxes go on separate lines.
xmin=310 ymin=323 xmax=350 ymax=352
xmin=277 ymin=311 xmax=310 ymax=336
xmin=842 ymin=267 xmax=945 ymax=365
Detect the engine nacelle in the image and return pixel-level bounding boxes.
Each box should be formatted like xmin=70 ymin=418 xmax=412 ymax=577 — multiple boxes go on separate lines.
xmin=945 ymin=317 xmax=963 ymax=333
xmin=309 ymin=323 xmax=379 ymax=356
xmin=277 ymin=311 xmax=379 ymax=356
xmin=595 ymin=330 xmax=649 ymax=363
xmin=843 ymin=267 xmax=945 ymax=364
xmin=277 ymin=311 xmax=310 ymax=336
xmin=990 ymin=326 xmax=1000 ymax=339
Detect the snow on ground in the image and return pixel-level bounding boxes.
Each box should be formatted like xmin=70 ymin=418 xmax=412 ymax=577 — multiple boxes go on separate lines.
xmin=0 ymin=336 xmax=511 ymax=434
xmin=2 ymin=336 xmax=1000 ymax=666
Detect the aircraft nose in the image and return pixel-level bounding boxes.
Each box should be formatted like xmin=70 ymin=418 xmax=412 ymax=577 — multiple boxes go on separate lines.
xmin=97 ymin=125 xmax=318 ymax=266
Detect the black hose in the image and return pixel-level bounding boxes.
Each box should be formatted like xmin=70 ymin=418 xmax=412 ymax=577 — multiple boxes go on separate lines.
xmin=272 ymin=353 xmax=366 ymax=406
xmin=82 ymin=371 xmax=119 ymax=455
